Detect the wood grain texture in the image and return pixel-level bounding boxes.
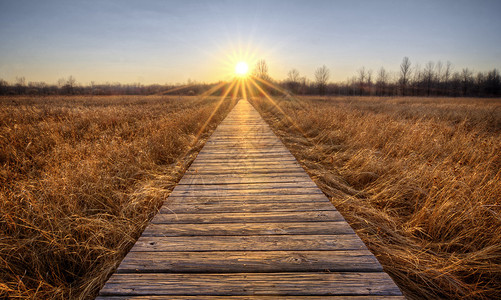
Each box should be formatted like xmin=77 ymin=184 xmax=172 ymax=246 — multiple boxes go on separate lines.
xmin=99 ymin=272 xmax=402 ymax=296
xmin=141 ymin=221 xmax=354 ymax=237
xmin=117 ymin=250 xmax=382 ymax=273
xmin=130 ymin=235 xmax=367 ymax=252
xmin=98 ymin=100 xmax=402 ymax=297
xmin=150 ymin=210 xmax=344 ymax=224
xmin=97 ymin=296 xmax=406 ymax=300
xmin=172 ymin=182 xmax=318 ymax=191
xmin=159 ymin=201 xmax=336 ymax=214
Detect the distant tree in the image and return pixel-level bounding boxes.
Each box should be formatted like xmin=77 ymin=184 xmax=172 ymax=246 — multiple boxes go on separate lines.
xmin=299 ymin=76 xmax=309 ymax=95
xmin=357 ymin=67 xmax=367 ymax=95
xmin=399 ymin=57 xmax=412 ymax=96
xmin=15 ymin=76 xmax=26 ymax=95
xmin=287 ymin=69 xmax=300 ymax=93
xmin=367 ymin=69 xmax=373 ymax=95
xmin=461 ymin=68 xmax=473 ymax=96
xmin=0 ymin=78 xmax=8 ymax=95
xmin=436 ymin=61 xmax=443 ymax=84
xmin=62 ymin=75 xmax=77 ymax=94
xmin=253 ymin=59 xmax=270 ymax=81
xmin=376 ymin=67 xmax=389 ymax=96
xmin=485 ymin=69 xmax=501 ymax=96
xmin=443 ymin=61 xmax=453 ymax=96
xmin=314 ymin=65 xmax=330 ymax=95
xmin=424 ymin=61 xmax=435 ymax=96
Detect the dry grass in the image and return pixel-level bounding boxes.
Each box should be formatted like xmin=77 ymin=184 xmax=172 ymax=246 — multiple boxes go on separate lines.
xmin=0 ymin=95 xmax=236 ymax=299
xmin=250 ymin=96 xmax=501 ymax=299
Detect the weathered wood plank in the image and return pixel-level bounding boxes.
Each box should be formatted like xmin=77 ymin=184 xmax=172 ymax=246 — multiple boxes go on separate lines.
xmin=169 ymin=188 xmax=324 ymax=197
xmin=181 ymin=172 xmax=311 ymax=178
xmin=116 ymin=250 xmax=382 ymax=273
xmin=130 ymin=235 xmax=367 ymax=252
xmin=165 ymin=194 xmax=331 ymax=203
xmin=99 ymin=272 xmax=402 ymax=296
xmin=98 ymin=296 xmax=406 ymax=300
xmin=141 ymin=221 xmax=354 ymax=237
xmin=151 ymin=210 xmax=343 ymax=224
xmin=192 ymin=157 xmax=297 ymax=163
xmin=193 ymin=153 xmax=294 ymax=159
xmin=184 ymin=169 xmax=308 ymax=175
xmin=198 ymin=149 xmax=290 ymax=154
xmin=159 ymin=202 xmax=336 ymax=214
xmin=178 ymin=176 xmax=313 ymax=185
xmin=172 ymin=182 xmax=318 ymax=191
xmin=187 ymin=163 xmax=302 ymax=169
xmin=190 ymin=160 xmax=300 ymax=167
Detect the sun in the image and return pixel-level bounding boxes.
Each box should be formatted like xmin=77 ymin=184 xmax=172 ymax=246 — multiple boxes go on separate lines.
xmin=235 ymin=61 xmax=249 ymax=77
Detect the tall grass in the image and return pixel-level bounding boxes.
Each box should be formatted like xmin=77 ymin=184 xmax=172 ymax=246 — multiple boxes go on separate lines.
xmin=0 ymin=95 xmax=236 ymax=299
xmin=250 ymin=96 xmax=501 ymax=299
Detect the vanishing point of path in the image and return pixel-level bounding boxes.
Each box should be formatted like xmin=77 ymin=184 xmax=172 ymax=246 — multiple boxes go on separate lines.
xmin=98 ymin=100 xmax=403 ymax=299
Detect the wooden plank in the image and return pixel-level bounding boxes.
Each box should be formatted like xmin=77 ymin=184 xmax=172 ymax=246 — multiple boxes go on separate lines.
xmin=198 ymin=149 xmax=290 ymax=153
xmin=202 ymin=142 xmax=285 ymax=146
xmin=130 ymin=235 xmax=367 ymax=252
xmin=180 ymin=173 xmax=311 ymax=180
xmin=98 ymin=296 xmax=406 ymax=300
xmin=99 ymin=272 xmax=402 ymax=296
xmin=141 ymin=221 xmax=354 ymax=237
xmin=184 ymin=169 xmax=307 ymax=175
xmin=116 ymin=250 xmax=382 ymax=273
xmin=178 ymin=176 xmax=313 ymax=185
xmin=192 ymin=156 xmax=297 ymax=162
xmin=190 ymin=159 xmax=298 ymax=165
xmin=165 ymin=194 xmax=331 ymax=203
xmin=172 ymin=182 xmax=318 ymax=191
xmin=151 ymin=210 xmax=343 ymax=224
xmin=194 ymin=153 xmax=293 ymax=158
xmin=159 ymin=202 xmax=336 ymax=214
xmin=188 ymin=163 xmax=304 ymax=170
xmin=168 ymin=188 xmax=324 ymax=197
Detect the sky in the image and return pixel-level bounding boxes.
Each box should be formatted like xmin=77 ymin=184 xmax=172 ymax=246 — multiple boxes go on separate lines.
xmin=1 ymin=0 xmax=500 ymax=85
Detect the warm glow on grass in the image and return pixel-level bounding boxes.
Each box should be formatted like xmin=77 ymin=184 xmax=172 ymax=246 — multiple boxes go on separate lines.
xmin=235 ymin=61 xmax=249 ymax=77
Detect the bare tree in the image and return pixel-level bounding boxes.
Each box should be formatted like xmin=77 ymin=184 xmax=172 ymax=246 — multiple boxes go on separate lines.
xmin=287 ymin=69 xmax=300 ymax=93
xmin=299 ymin=76 xmax=308 ymax=95
xmin=253 ymin=59 xmax=270 ymax=81
xmin=376 ymin=67 xmax=389 ymax=96
xmin=367 ymin=69 xmax=373 ymax=95
xmin=443 ymin=61 xmax=453 ymax=95
xmin=461 ymin=68 xmax=473 ymax=96
xmin=0 ymin=79 xmax=7 ymax=94
xmin=424 ymin=61 xmax=435 ymax=96
xmin=485 ymin=69 xmax=501 ymax=95
xmin=15 ymin=76 xmax=26 ymax=94
xmin=357 ymin=67 xmax=366 ymax=95
xmin=399 ymin=57 xmax=411 ymax=96
xmin=62 ymin=75 xmax=77 ymax=94
xmin=314 ymin=65 xmax=330 ymax=95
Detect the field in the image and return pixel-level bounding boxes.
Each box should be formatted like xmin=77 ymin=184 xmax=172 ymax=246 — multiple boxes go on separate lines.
xmin=0 ymin=95 xmax=236 ymax=299
xmin=1 ymin=95 xmax=500 ymax=299
xmin=250 ymin=96 xmax=501 ymax=299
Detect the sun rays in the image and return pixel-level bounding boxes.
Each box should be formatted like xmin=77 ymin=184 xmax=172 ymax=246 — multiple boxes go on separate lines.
xmin=158 ymin=50 xmax=313 ymax=165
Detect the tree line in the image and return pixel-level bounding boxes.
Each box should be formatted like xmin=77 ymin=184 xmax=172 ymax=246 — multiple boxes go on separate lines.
xmin=280 ymin=57 xmax=500 ymax=97
xmin=0 ymin=76 xmax=215 ymax=96
xmin=1 ymin=57 xmax=500 ymax=97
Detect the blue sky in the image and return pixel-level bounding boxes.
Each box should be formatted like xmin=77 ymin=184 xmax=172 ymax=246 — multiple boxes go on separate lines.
xmin=1 ymin=0 xmax=500 ymax=84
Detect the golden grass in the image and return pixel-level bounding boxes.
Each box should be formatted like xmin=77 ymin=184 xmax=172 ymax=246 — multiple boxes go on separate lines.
xmin=250 ymin=96 xmax=501 ymax=299
xmin=0 ymin=95 xmax=236 ymax=299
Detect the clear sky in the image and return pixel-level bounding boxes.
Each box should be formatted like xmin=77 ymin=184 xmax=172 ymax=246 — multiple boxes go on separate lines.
xmin=1 ymin=0 xmax=500 ymax=85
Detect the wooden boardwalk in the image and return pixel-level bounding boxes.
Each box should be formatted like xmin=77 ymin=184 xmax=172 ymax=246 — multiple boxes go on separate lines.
xmin=98 ymin=100 xmax=403 ymax=299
